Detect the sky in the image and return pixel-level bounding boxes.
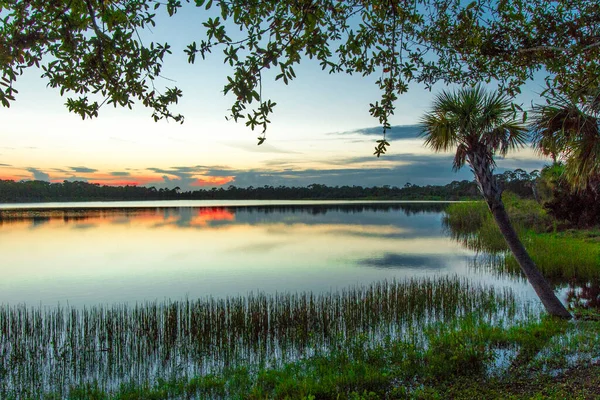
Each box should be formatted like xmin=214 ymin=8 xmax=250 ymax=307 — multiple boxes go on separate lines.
xmin=0 ymin=5 xmax=551 ymax=191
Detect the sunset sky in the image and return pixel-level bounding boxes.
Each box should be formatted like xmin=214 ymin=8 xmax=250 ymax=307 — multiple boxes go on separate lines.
xmin=0 ymin=7 xmax=551 ymax=190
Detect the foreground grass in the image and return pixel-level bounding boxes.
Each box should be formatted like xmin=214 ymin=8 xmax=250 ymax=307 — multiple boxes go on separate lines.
xmin=0 ymin=277 xmax=522 ymax=399
xmin=28 ymin=315 xmax=600 ymax=399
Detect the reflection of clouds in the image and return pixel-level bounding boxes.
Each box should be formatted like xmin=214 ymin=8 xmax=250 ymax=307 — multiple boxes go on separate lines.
xmin=71 ymin=223 xmax=98 ymax=230
xmin=230 ymin=241 xmax=289 ymax=254
xmin=360 ymin=253 xmax=466 ymax=270
xmin=28 ymin=217 xmax=50 ymax=230
xmin=0 ymin=203 xmax=481 ymax=307
xmin=263 ymin=223 xmax=408 ymax=237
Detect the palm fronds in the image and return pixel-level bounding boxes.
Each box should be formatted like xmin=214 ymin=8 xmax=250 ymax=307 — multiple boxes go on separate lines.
xmin=420 ymin=85 xmax=525 ymax=170
xmin=530 ymin=90 xmax=600 ymax=189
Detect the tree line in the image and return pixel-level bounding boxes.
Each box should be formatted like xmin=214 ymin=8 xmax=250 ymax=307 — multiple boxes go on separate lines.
xmin=0 ymin=169 xmax=540 ymax=203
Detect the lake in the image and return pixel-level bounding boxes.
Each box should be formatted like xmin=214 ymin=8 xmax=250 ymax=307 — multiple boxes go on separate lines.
xmin=2 ymin=200 xmax=551 ymax=398
xmin=0 ymin=200 xmax=535 ymax=306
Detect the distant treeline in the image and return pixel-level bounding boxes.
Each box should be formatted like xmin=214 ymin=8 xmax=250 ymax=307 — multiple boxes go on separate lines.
xmin=0 ymin=169 xmax=537 ymax=203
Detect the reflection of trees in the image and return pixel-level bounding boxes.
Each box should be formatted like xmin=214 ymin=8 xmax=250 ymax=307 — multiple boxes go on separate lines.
xmin=0 ymin=203 xmax=447 ymax=227
xmin=0 ymin=208 xmax=158 ymax=225
xmin=239 ymin=203 xmax=448 ymax=216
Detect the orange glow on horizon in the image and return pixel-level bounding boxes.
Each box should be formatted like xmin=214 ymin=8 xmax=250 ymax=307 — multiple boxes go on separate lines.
xmin=0 ymin=175 xmax=23 ymax=182
xmin=191 ymin=176 xmax=235 ymax=187
xmin=1 ymin=168 xmax=236 ymax=188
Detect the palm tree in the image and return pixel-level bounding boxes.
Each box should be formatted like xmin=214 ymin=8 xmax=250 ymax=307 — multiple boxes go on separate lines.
xmin=530 ymin=89 xmax=600 ymax=190
xmin=421 ymin=85 xmax=572 ymax=319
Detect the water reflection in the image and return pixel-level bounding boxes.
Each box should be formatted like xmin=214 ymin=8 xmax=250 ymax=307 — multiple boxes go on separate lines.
xmin=0 ymin=202 xmax=494 ymax=306
xmin=566 ymin=280 xmax=600 ymax=311
xmin=360 ymin=253 xmax=468 ymax=270
xmin=0 ymin=203 xmax=447 ymax=228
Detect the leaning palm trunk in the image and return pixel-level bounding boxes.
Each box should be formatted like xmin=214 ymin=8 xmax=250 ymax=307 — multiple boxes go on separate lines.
xmin=468 ymin=152 xmax=572 ymax=319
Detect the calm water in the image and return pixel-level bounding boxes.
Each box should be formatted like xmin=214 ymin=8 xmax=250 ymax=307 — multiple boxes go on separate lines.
xmin=0 ymin=200 xmax=534 ymax=306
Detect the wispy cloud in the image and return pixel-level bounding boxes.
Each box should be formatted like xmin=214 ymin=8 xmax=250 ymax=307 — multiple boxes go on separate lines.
xmin=69 ymin=166 xmax=98 ymax=173
xmin=110 ymin=171 xmax=131 ymax=177
xmin=331 ymin=125 xmax=422 ymax=140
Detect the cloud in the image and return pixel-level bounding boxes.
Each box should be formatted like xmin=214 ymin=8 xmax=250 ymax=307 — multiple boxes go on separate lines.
xmin=145 ymin=166 xmax=235 ymax=190
xmin=62 ymin=176 xmax=89 ymax=182
xmin=191 ymin=176 xmax=235 ymax=186
xmin=0 ymin=163 xmax=11 ymax=167
xmin=224 ymin=146 xmax=546 ymax=188
xmin=332 ymin=125 xmax=422 ymax=140
xmin=27 ymin=167 xmax=50 ymax=181
xmin=110 ymin=171 xmax=131 ymax=177
xmin=226 ymin=154 xmax=472 ymax=187
xmin=69 ymin=166 xmax=98 ymax=173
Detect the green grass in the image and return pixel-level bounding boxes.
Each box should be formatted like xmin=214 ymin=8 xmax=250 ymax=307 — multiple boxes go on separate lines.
xmin=506 ymin=231 xmax=600 ymax=282
xmin=444 ymin=193 xmax=600 ymax=283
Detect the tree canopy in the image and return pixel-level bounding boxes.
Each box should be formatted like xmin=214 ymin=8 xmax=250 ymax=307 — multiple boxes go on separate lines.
xmin=2 ymin=0 xmax=598 ymax=153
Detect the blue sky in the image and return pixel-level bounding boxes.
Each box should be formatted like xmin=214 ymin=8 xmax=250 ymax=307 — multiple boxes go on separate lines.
xmin=0 ymin=5 xmax=550 ymax=190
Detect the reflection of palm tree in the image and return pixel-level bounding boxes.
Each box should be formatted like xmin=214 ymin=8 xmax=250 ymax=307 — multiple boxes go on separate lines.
xmin=530 ymin=89 xmax=600 ymax=189
xmin=421 ymin=85 xmax=571 ymax=318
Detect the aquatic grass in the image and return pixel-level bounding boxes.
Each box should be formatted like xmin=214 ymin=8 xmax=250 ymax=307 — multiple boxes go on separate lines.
xmin=443 ymin=194 xmax=553 ymax=235
xmin=0 ymin=276 xmax=524 ymax=399
xmin=505 ymin=231 xmax=600 ymax=282
xmin=25 ymin=316 xmax=600 ymax=400
xmin=445 ymin=196 xmax=600 ymax=283
xmin=441 ymin=201 xmax=489 ymax=234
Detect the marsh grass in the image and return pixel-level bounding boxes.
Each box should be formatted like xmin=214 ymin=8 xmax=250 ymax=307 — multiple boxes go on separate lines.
xmin=444 ymin=196 xmax=600 ymax=283
xmin=506 ymin=232 xmax=600 ymax=282
xmin=0 ymin=277 xmax=524 ymax=399
xmin=22 ymin=314 xmax=600 ymax=400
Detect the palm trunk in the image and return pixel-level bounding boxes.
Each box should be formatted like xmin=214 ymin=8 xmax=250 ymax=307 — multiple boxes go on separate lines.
xmin=469 ymin=152 xmax=572 ymax=319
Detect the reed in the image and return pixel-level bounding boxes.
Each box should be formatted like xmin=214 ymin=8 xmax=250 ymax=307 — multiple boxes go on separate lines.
xmin=0 ymin=276 xmax=524 ymax=399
